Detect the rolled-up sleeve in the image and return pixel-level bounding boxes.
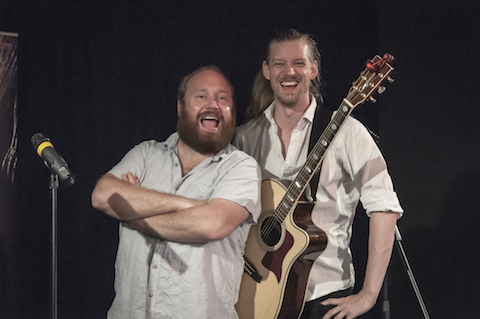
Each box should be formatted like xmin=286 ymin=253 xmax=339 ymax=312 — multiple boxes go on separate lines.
xmin=342 ymin=120 xmax=404 ymax=217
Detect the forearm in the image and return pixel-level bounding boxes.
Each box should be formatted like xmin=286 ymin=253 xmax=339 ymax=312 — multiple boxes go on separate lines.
xmin=128 ymin=209 xmax=213 ymax=243
xmin=128 ymin=198 xmax=249 ymax=243
xmin=91 ymin=173 xmax=204 ymax=221
xmin=319 ymin=212 xmax=399 ymax=319
xmin=361 ymin=212 xmax=399 ymax=298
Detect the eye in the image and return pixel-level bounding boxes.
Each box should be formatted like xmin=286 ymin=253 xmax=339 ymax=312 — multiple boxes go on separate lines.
xmin=218 ymin=96 xmax=229 ymax=102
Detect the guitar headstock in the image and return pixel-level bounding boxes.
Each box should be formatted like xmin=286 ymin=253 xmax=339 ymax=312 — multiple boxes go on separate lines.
xmin=346 ymin=53 xmax=394 ymax=107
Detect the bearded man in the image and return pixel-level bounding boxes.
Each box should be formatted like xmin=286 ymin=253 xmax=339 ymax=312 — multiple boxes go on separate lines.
xmin=92 ymin=66 xmax=261 ymax=319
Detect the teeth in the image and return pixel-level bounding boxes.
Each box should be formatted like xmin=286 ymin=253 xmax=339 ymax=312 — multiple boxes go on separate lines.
xmin=281 ymin=81 xmax=297 ymax=86
xmin=201 ymin=116 xmax=219 ymax=127
xmin=203 ymin=116 xmax=218 ymax=121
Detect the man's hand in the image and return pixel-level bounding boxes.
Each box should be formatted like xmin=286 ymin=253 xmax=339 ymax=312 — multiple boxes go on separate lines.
xmin=92 ymin=172 xmax=206 ymax=221
xmin=121 ymin=172 xmax=140 ymax=185
xmin=320 ymin=290 xmax=377 ymax=319
xmin=319 ymin=212 xmax=397 ymax=318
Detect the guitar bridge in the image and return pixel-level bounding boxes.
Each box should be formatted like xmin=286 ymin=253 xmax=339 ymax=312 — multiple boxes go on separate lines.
xmin=243 ymin=255 xmax=262 ymax=283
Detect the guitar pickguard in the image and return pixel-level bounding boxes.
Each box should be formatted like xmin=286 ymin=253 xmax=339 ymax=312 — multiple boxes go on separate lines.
xmin=262 ymin=229 xmax=294 ymax=283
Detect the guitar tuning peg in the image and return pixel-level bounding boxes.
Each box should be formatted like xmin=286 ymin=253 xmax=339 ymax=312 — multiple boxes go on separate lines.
xmin=369 ymin=96 xmax=377 ymax=103
xmin=377 ymin=86 xmax=386 ymax=94
xmin=387 ymin=76 xmax=394 ymax=83
xmin=366 ymin=61 xmax=377 ymax=72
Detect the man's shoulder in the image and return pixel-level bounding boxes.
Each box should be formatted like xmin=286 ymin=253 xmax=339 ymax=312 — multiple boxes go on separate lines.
xmin=132 ymin=139 xmax=166 ymax=154
xmin=329 ymin=113 xmax=379 ymax=148
xmin=235 ymin=115 xmax=269 ymax=141
xmin=238 ymin=115 xmax=269 ymax=130
xmin=216 ymin=144 xmax=260 ymax=176
xmin=135 ymin=133 xmax=178 ymax=151
xmin=331 ymin=112 xmax=368 ymax=133
xmin=223 ymin=143 xmax=258 ymax=163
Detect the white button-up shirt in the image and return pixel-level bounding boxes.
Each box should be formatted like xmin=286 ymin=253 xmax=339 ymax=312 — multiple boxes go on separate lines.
xmin=107 ymin=133 xmax=261 ymax=319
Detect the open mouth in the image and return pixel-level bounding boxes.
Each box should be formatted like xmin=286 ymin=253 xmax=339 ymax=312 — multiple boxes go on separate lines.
xmin=281 ymin=81 xmax=298 ymax=91
xmin=200 ymin=116 xmax=219 ymax=132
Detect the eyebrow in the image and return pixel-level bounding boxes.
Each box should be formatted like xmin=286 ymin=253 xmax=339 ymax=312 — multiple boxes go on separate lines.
xmin=195 ymin=88 xmax=230 ymax=96
xmin=271 ymin=58 xmax=307 ymax=63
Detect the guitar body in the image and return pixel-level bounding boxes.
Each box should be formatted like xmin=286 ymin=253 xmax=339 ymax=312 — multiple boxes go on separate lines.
xmin=235 ymin=179 xmax=328 ymax=319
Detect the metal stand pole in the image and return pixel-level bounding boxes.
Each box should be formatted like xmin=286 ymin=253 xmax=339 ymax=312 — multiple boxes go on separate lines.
xmin=382 ymin=275 xmax=390 ymax=319
xmin=394 ymin=225 xmax=431 ymax=319
xmin=49 ymin=174 xmax=59 ymax=319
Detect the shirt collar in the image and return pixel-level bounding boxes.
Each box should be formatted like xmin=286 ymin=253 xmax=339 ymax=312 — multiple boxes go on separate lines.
xmin=264 ymin=95 xmax=318 ymax=125
xmin=163 ymin=132 xmax=231 ymax=162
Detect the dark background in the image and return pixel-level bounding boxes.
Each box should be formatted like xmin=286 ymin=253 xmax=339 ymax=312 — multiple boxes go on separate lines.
xmin=1 ymin=0 xmax=479 ymax=318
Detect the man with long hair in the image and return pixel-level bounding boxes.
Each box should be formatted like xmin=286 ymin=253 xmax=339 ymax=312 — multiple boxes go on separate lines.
xmin=234 ymin=30 xmax=403 ymax=319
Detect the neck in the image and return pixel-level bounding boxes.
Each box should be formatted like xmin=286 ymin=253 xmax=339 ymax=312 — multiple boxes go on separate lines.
xmin=274 ymin=95 xmax=311 ymax=131
xmin=177 ymin=139 xmax=210 ymax=176
xmin=273 ymin=94 xmax=312 ymax=159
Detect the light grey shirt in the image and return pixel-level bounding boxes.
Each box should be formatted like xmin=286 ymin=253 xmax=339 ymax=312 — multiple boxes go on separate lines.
xmin=107 ymin=133 xmax=261 ymax=319
xmin=234 ymin=100 xmax=403 ymax=301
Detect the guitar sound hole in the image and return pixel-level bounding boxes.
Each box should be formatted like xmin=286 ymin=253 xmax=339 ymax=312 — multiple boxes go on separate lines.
xmin=260 ymin=216 xmax=282 ymax=247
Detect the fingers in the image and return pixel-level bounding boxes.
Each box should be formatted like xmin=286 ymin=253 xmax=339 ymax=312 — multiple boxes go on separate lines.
xmin=321 ymin=306 xmax=353 ymax=319
xmin=321 ymin=297 xmax=342 ymax=306
xmin=320 ymin=298 xmax=347 ymax=319
xmin=320 ymin=293 xmax=373 ymax=319
xmin=122 ymin=172 xmax=140 ymax=185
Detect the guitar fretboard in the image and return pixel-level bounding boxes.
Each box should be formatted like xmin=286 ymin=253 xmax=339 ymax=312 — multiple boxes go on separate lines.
xmin=273 ymin=99 xmax=355 ymax=223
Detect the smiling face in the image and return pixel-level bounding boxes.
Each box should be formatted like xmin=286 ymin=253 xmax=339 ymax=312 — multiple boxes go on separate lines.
xmin=262 ymin=40 xmax=318 ymax=109
xmin=176 ymin=69 xmax=236 ymax=155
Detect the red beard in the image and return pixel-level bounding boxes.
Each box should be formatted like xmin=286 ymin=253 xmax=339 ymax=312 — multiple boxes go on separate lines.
xmin=177 ymin=110 xmax=236 ymax=155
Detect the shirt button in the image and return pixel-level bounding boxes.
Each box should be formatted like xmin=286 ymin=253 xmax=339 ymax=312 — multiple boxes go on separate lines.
xmin=148 ymin=293 xmax=153 ymax=298
xmin=152 ymin=265 xmax=158 ymax=269
xmin=175 ymin=163 xmax=178 ymax=167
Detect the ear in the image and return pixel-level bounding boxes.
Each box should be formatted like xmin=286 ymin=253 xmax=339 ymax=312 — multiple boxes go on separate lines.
xmin=262 ymin=61 xmax=271 ymax=80
xmin=177 ymin=100 xmax=183 ymax=116
xmin=310 ymin=60 xmax=319 ymax=80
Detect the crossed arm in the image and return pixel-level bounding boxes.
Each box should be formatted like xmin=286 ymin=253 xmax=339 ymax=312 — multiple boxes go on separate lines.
xmin=91 ymin=172 xmax=250 ymax=243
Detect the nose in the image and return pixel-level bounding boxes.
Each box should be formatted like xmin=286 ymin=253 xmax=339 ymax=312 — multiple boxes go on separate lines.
xmin=206 ymin=96 xmax=220 ymax=109
xmin=285 ymin=63 xmax=295 ymax=76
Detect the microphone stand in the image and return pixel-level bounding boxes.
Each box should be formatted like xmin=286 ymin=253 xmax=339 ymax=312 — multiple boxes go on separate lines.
xmin=381 ymin=275 xmax=390 ymax=319
xmin=49 ymin=172 xmax=59 ymax=319
xmin=394 ymin=225 xmax=431 ymax=319
xmin=382 ymin=226 xmax=431 ymax=319
xmin=33 ymin=133 xmax=74 ymax=319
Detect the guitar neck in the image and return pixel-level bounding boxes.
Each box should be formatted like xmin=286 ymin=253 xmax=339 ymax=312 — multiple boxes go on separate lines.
xmin=274 ymin=99 xmax=355 ymax=223
xmin=307 ymin=99 xmax=356 ymax=176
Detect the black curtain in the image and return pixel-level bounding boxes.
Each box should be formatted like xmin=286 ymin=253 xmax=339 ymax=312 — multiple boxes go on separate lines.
xmin=1 ymin=1 xmax=479 ymax=318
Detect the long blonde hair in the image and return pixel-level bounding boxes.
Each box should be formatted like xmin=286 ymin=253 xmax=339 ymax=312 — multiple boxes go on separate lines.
xmin=244 ymin=29 xmax=323 ymax=122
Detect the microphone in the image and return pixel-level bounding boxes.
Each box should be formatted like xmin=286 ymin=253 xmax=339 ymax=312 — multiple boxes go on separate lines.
xmin=31 ymin=133 xmax=75 ymax=186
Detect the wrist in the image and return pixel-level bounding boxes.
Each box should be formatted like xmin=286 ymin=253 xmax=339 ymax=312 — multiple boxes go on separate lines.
xmin=358 ymin=288 xmax=380 ymax=305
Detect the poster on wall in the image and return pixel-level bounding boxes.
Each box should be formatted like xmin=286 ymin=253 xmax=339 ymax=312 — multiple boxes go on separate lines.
xmin=0 ymin=30 xmax=18 ymax=313
xmin=0 ymin=31 xmax=18 ymax=186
